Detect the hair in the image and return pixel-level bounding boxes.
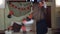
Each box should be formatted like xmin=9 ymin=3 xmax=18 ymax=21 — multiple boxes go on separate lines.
xmin=26 ymin=17 xmax=31 ymax=21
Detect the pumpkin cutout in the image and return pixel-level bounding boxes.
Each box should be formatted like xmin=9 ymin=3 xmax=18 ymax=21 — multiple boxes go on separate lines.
xmin=7 ymin=10 xmax=14 ymax=18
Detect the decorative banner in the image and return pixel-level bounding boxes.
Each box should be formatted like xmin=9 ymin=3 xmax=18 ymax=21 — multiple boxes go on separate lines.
xmin=7 ymin=0 xmax=26 ymax=1
xmin=8 ymin=2 xmax=32 ymax=17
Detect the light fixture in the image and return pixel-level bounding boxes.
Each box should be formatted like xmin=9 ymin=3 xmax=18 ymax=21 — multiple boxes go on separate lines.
xmin=0 ymin=0 xmax=5 ymax=8
xmin=30 ymin=0 xmax=34 ymax=2
xmin=56 ymin=0 xmax=60 ymax=7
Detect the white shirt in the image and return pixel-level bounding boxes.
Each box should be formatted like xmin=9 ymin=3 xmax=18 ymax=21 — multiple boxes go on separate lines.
xmin=23 ymin=19 xmax=34 ymax=25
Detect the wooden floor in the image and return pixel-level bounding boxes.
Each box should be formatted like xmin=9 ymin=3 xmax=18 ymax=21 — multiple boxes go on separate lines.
xmin=0 ymin=28 xmax=52 ymax=34
xmin=1 ymin=28 xmax=60 ymax=34
xmin=47 ymin=28 xmax=52 ymax=34
xmin=0 ymin=30 xmax=5 ymax=34
xmin=13 ymin=28 xmax=52 ymax=34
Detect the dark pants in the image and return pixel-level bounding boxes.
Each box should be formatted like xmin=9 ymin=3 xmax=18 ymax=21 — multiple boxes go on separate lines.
xmin=36 ymin=19 xmax=48 ymax=34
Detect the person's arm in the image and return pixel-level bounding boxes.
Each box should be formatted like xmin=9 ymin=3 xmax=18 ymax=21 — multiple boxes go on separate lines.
xmin=43 ymin=0 xmax=47 ymax=8
xmin=24 ymin=19 xmax=34 ymax=25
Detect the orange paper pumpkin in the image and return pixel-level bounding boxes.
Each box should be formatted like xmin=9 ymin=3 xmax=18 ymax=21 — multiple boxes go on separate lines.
xmin=9 ymin=10 xmax=14 ymax=15
xmin=28 ymin=14 xmax=33 ymax=19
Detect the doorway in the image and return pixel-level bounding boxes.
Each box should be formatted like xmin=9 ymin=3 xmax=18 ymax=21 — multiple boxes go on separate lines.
xmin=46 ymin=6 xmax=51 ymax=28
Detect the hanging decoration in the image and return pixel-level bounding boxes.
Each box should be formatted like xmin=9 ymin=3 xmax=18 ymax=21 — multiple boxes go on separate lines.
xmin=7 ymin=2 xmax=32 ymax=17
xmin=7 ymin=10 xmax=14 ymax=18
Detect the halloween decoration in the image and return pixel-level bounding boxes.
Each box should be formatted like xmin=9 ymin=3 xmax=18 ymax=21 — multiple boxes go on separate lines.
xmin=7 ymin=14 xmax=11 ymax=18
xmin=26 ymin=17 xmax=31 ymax=21
xmin=27 ymin=14 xmax=33 ymax=19
xmin=8 ymin=2 xmax=32 ymax=17
xmin=7 ymin=10 xmax=14 ymax=18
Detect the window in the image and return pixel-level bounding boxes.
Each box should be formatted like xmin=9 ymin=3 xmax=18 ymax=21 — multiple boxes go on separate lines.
xmin=56 ymin=0 xmax=60 ymax=7
xmin=0 ymin=0 xmax=5 ymax=8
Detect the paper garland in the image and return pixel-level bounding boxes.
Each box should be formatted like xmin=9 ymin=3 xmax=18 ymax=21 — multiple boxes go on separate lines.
xmin=9 ymin=3 xmax=31 ymax=11
xmin=8 ymin=2 xmax=32 ymax=17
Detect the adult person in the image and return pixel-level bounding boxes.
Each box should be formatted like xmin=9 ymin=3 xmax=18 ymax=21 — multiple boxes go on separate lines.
xmin=36 ymin=0 xmax=48 ymax=34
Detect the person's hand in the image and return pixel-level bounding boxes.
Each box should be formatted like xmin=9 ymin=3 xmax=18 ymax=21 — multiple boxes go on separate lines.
xmin=8 ymin=26 xmax=13 ymax=30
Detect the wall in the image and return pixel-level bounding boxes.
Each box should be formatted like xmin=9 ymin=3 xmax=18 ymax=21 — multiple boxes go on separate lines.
xmin=0 ymin=9 xmax=5 ymax=30
xmin=51 ymin=0 xmax=60 ymax=29
xmin=55 ymin=7 xmax=60 ymax=28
